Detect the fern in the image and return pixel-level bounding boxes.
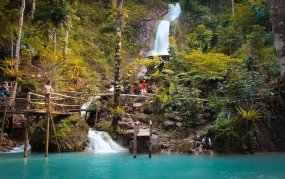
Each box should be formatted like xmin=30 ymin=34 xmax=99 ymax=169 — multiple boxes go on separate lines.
xmin=236 ymin=107 xmax=262 ymax=121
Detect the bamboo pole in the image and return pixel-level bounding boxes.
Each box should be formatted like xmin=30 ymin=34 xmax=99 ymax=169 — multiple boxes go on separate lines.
xmin=133 ymin=122 xmax=139 ymax=158
xmin=50 ymin=114 xmax=60 ymax=153
xmin=45 ymin=93 xmax=51 ymax=157
xmin=149 ymin=120 xmax=152 ymax=158
xmin=23 ymin=93 xmax=30 ymax=157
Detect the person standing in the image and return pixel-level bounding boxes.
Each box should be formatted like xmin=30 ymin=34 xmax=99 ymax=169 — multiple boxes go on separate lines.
xmin=150 ymin=82 xmax=157 ymax=93
xmin=140 ymin=80 xmax=147 ymax=95
xmin=44 ymin=80 xmax=54 ymax=102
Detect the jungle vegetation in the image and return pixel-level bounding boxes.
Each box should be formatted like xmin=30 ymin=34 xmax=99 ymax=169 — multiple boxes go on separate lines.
xmin=0 ymin=0 xmax=285 ymax=154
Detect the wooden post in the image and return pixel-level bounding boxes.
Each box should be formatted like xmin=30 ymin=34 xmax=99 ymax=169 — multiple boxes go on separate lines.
xmin=0 ymin=101 xmax=8 ymax=145
xmin=45 ymin=93 xmax=51 ymax=157
xmin=79 ymin=98 xmax=82 ymax=117
xmin=94 ymin=107 xmax=99 ymax=128
xmin=149 ymin=120 xmax=152 ymax=158
xmin=50 ymin=114 xmax=60 ymax=153
xmin=133 ymin=121 xmax=139 ymax=158
xmin=23 ymin=93 xmax=30 ymax=157
xmin=278 ymin=77 xmax=281 ymax=94
xmin=23 ymin=114 xmax=29 ymax=157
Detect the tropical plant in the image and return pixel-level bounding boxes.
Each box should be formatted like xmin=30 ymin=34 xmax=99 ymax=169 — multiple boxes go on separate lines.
xmin=236 ymin=107 xmax=262 ymax=121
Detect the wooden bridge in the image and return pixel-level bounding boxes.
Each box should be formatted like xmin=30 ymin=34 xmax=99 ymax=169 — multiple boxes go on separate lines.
xmin=0 ymin=91 xmax=154 ymax=157
xmin=0 ymin=91 xmax=91 ymax=157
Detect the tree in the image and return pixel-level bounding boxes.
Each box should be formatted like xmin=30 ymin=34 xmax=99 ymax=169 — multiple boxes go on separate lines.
xmin=112 ymin=0 xmax=123 ymax=126
xmin=268 ymin=0 xmax=285 ymax=85
xmin=10 ymin=0 xmax=25 ymax=102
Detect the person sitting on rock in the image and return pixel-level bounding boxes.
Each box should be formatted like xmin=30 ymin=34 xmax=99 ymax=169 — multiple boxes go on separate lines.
xmin=202 ymin=134 xmax=212 ymax=150
xmin=190 ymin=132 xmax=201 ymax=152
xmin=0 ymin=81 xmax=9 ymax=101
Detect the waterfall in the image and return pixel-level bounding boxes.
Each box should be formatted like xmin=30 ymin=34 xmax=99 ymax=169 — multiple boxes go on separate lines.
xmin=7 ymin=143 xmax=31 ymax=153
xmin=169 ymin=3 xmax=181 ymax=21
xmin=148 ymin=3 xmax=181 ymax=57
xmin=148 ymin=20 xmax=170 ymax=56
xmin=85 ymin=129 xmax=127 ymax=153
xmin=81 ymin=98 xmax=93 ymax=117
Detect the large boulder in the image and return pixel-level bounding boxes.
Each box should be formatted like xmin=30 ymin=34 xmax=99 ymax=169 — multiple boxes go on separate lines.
xmin=29 ymin=118 xmax=89 ymax=152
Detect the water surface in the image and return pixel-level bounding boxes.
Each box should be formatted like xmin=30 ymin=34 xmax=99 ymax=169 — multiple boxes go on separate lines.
xmin=1 ymin=152 xmax=285 ymax=179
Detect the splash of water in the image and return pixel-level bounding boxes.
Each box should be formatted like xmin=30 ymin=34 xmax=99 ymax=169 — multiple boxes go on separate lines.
xmin=85 ymin=129 xmax=127 ymax=153
xmin=7 ymin=143 xmax=31 ymax=153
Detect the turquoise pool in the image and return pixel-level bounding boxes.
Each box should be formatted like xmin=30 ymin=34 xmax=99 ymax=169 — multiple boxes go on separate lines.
xmin=1 ymin=151 xmax=285 ymax=179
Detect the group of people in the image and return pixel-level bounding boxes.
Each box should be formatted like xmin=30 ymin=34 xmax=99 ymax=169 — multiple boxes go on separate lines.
xmin=190 ymin=132 xmax=212 ymax=153
xmin=0 ymin=81 xmax=10 ymax=101
xmin=140 ymin=80 xmax=156 ymax=95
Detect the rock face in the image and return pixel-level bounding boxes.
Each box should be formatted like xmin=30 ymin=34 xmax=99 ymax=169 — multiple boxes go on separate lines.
xmin=29 ymin=119 xmax=89 ymax=152
xmin=136 ymin=3 xmax=168 ymax=58
xmin=129 ymin=134 xmax=161 ymax=154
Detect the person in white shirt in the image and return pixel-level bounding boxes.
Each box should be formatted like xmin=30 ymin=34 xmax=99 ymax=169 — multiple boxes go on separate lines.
xmin=44 ymin=80 xmax=54 ymax=102
xmin=202 ymin=135 xmax=212 ymax=150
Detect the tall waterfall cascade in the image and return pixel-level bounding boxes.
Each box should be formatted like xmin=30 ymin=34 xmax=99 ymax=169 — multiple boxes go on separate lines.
xmin=85 ymin=129 xmax=127 ymax=153
xmin=148 ymin=3 xmax=181 ymax=57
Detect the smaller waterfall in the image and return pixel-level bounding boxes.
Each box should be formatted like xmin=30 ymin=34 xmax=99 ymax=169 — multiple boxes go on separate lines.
xmin=169 ymin=3 xmax=181 ymax=21
xmin=81 ymin=98 xmax=93 ymax=117
xmin=8 ymin=143 xmax=31 ymax=153
xmin=85 ymin=129 xmax=127 ymax=153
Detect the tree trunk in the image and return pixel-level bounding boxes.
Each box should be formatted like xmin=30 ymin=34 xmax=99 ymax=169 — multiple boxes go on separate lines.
xmin=231 ymin=0 xmax=234 ymax=16
xmin=112 ymin=0 xmax=123 ymax=126
xmin=31 ymin=0 xmax=35 ymax=18
xmin=10 ymin=0 xmax=25 ymax=101
xmin=10 ymin=21 xmax=13 ymax=60
xmin=268 ymin=0 xmax=285 ymax=85
xmin=63 ymin=30 xmax=68 ymax=57
xmin=53 ymin=30 xmax=57 ymax=53
xmin=114 ymin=0 xmax=123 ymax=108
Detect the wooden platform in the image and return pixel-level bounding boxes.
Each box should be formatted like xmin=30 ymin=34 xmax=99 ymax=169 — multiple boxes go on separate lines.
xmin=137 ymin=128 xmax=150 ymax=137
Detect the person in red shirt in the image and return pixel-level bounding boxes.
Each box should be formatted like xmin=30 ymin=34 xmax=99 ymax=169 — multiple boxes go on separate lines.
xmin=141 ymin=80 xmax=147 ymax=95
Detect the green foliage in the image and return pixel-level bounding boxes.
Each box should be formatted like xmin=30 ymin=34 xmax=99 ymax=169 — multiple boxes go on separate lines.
xmin=55 ymin=115 xmax=79 ymax=140
xmin=20 ymin=77 xmax=38 ymax=93
xmin=203 ymin=92 xmax=227 ymax=115
xmin=109 ymin=106 xmax=125 ymax=119
xmin=185 ymin=24 xmax=213 ymax=52
xmin=217 ymin=60 xmax=268 ymax=100
xmin=236 ymin=107 xmax=262 ymax=121
xmin=178 ymin=49 xmax=242 ymax=81
xmin=214 ymin=117 xmax=257 ymax=154
xmin=0 ymin=58 xmax=21 ymax=78
xmin=95 ymin=123 xmax=120 ymax=139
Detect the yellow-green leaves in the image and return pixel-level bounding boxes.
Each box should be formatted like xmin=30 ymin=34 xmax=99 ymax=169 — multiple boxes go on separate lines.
xmin=181 ymin=49 xmax=242 ymax=81
xmin=236 ymin=107 xmax=262 ymax=121
xmin=0 ymin=58 xmax=21 ymax=78
xmin=185 ymin=24 xmax=213 ymax=52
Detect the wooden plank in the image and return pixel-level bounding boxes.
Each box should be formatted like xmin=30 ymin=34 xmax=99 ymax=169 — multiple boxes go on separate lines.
xmin=137 ymin=128 xmax=150 ymax=136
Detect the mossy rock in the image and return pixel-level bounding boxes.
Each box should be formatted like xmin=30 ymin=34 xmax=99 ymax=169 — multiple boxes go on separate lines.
xmin=29 ymin=118 xmax=89 ymax=152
